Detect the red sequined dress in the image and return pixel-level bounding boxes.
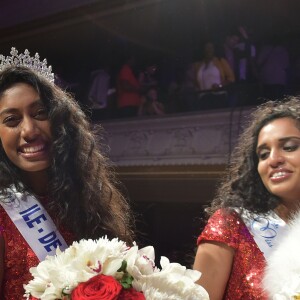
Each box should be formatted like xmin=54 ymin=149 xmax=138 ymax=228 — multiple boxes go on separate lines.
xmin=197 ymin=209 xmax=268 ymax=299
xmin=0 ymin=203 xmax=74 ymax=300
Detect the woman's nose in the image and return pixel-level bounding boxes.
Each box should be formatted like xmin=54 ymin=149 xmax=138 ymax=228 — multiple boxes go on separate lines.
xmin=20 ymin=117 xmax=39 ymax=140
xmin=268 ymin=150 xmax=284 ymax=167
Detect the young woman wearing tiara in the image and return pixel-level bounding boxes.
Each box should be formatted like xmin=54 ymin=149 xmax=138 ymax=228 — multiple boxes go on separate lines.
xmin=0 ymin=48 xmax=134 ymax=299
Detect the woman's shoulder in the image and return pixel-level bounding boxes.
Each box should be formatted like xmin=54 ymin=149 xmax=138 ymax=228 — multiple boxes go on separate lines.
xmin=210 ymin=207 xmax=241 ymax=221
xmin=197 ymin=208 xmax=246 ymax=248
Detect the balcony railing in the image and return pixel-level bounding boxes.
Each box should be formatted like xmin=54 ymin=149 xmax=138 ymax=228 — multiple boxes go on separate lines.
xmin=100 ymin=107 xmax=252 ymax=167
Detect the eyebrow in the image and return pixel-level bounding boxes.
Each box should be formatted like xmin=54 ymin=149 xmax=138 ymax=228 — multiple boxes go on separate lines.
xmin=0 ymin=99 xmax=43 ymax=117
xmin=256 ymin=136 xmax=300 ymax=152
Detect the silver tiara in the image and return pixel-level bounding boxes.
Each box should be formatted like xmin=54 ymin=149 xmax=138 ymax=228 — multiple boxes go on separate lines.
xmin=0 ymin=47 xmax=54 ymax=82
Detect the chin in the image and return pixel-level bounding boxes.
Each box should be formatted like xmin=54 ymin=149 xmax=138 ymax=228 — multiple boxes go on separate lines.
xmin=20 ymin=163 xmax=50 ymax=173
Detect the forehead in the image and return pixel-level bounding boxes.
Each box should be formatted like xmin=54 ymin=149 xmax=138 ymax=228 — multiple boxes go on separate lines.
xmin=258 ymin=118 xmax=300 ymax=143
xmin=1 ymin=82 xmax=37 ymax=95
xmin=0 ymin=83 xmax=39 ymax=109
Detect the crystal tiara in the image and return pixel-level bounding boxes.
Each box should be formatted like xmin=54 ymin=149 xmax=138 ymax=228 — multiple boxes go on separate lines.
xmin=0 ymin=47 xmax=54 ymax=82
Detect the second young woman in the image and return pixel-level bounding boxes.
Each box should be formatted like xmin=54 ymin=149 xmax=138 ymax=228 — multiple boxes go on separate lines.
xmin=194 ymin=98 xmax=300 ymax=299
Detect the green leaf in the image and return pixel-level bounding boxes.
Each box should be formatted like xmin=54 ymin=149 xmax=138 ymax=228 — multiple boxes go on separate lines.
xmin=120 ymin=273 xmax=134 ymax=289
xmin=117 ymin=260 xmax=127 ymax=272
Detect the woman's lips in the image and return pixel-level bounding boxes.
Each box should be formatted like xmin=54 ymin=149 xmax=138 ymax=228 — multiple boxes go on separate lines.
xmin=22 ymin=144 xmax=45 ymax=153
xmin=18 ymin=142 xmax=49 ymax=159
xmin=270 ymin=170 xmax=292 ymax=182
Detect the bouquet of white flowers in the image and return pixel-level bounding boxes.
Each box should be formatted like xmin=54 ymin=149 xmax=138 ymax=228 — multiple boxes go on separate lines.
xmin=24 ymin=236 xmax=209 ymax=300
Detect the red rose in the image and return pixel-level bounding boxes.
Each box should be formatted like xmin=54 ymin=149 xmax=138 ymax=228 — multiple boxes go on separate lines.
xmin=71 ymin=274 xmax=122 ymax=300
xmin=118 ymin=288 xmax=146 ymax=300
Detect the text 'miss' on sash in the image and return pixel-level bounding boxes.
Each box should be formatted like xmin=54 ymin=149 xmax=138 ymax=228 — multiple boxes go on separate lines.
xmin=240 ymin=209 xmax=287 ymax=260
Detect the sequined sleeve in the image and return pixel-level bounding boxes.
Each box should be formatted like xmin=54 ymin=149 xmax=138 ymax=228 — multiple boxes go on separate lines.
xmin=197 ymin=209 xmax=243 ymax=249
xmin=196 ymin=209 xmax=268 ymax=299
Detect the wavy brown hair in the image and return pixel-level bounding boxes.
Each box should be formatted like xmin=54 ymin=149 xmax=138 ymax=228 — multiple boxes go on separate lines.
xmin=0 ymin=66 xmax=134 ymax=244
xmin=208 ymin=97 xmax=300 ymax=216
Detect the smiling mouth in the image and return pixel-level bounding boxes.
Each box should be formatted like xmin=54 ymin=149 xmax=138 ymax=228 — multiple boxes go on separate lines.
xmin=21 ymin=144 xmax=46 ymax=154
xmin=271 ymin=172 xmax=287 ymax=179
xmin=18 ymin=142 xmax=50 ymax=159
xmin=270 ymin=171 xmax=293 ymax=182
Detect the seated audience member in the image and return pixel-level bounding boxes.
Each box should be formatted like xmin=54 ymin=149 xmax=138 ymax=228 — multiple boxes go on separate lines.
xmin=138 ymin=87 xmax=165 ymax=116
xmin=225 ymin=26 xmax=257 ymax=83
xmin=116 ymin=54 xmax=142 ymax=118
xmin=194 ymin=42 xmax=235 ymax=110
xmin=139 ymin=64 xmax=158 ymax=91
xmin=88 ymin=67 xmax=112 ymax=121
xmin=225 ymin=26 xmax=260 ymax=106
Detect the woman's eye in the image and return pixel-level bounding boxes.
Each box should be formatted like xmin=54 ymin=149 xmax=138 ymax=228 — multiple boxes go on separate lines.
xmin=3 ymin=116 xmax=20 ymax=127
xmin=34 ymin=109 xmax=48 ymax=120
xmin=258 ymin=150 xmax=269 ymax=160
xmin=283 ymin=144 xmax=298 ymax=152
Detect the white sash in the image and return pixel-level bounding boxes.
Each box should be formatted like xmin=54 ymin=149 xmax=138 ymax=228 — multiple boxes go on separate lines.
xmin=0 ymin=189 xmax=68 ymax=261
xmin=239 ymin=209 xmax=287 ymax=260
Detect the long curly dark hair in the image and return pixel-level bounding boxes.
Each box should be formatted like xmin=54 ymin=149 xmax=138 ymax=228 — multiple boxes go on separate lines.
xmin=0 ymin=66 xmax=134 ymax=244
xmin=209 ymin=97 xmax=300 ymax=216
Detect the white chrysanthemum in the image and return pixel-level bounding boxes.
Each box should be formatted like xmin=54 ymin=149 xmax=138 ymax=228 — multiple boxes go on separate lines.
xmin=142 ymin=285 xmax=209 ymax=300
xmin=24 ymin=281 xmax=62 ymax=300
xmin=24 ymin=237 xmax=128 ymax=299
xmin=132 ymin=257 xmax=209 ymax=300
xmin=142 ymin=287 xmax=182 ymax=299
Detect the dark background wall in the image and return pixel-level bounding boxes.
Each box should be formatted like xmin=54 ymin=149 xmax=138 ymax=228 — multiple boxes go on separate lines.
xmin=1 ymin=0 xmax=300 ymax=79
xmin=117 ymin=165 xmax=224 ymax=266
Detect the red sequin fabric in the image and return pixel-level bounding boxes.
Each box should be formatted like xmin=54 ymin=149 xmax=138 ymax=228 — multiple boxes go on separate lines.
xmin=197 ymin=209 xmax=268 ymax=299
xmin=0 ymin=202 xmax=74 ymax=300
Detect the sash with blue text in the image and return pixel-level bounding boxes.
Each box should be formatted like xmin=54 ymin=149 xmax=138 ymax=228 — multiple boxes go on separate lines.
xmin=0 ymin=188 xmax=68 ymax=261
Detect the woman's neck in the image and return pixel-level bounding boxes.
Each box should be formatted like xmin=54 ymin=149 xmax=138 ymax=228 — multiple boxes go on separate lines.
xmin=275 ymin=202 xmax=300 ymax=223
xmin=20 ymin=170 xmax=49 ymax=196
